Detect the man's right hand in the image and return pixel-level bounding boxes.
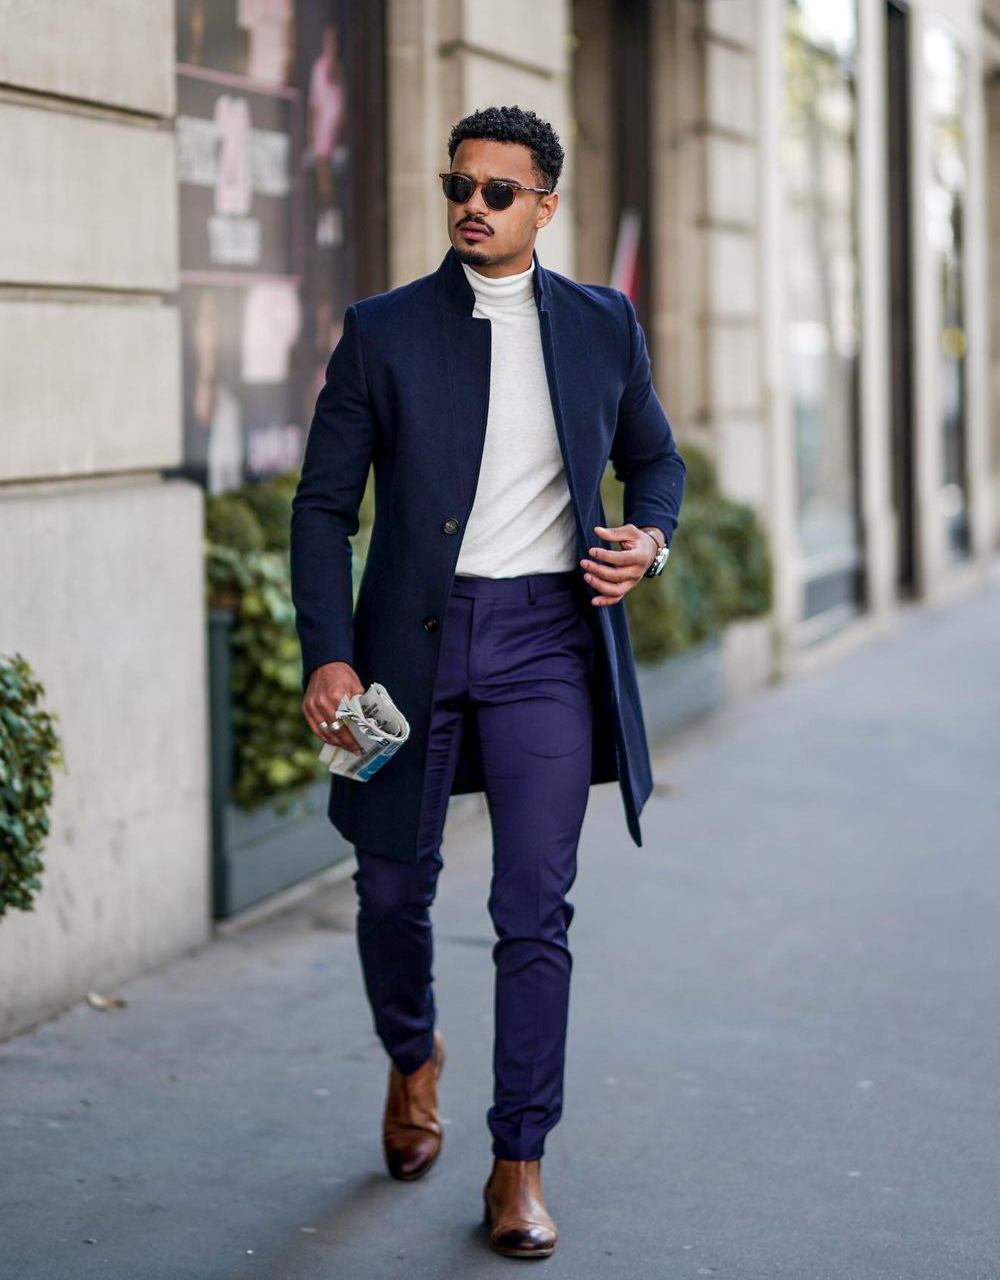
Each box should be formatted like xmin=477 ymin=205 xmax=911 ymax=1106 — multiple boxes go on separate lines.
xmin=303 ymin=662 xmax=365 ymax=754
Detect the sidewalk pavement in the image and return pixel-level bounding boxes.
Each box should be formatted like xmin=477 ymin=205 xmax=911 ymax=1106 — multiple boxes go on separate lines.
xmin=2 ymin=573 xmax=999 ymax=1280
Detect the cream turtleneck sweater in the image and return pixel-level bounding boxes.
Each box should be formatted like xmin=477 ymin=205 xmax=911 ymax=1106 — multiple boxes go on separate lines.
xmin=454 ymin=257 xmax=578 ymax=578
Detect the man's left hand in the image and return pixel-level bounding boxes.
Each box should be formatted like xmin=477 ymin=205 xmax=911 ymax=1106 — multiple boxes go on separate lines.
xmin=580 ymin=524 xmax=658 ymax=606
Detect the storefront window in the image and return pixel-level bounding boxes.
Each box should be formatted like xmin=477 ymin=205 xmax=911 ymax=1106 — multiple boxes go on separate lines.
xmin=173 ymin=1 xmax=383 ymax=495
xmin=782 ymin=0 xmax=862 ymax=624
xmin=924 ymin=24 xmax=969 ymax=563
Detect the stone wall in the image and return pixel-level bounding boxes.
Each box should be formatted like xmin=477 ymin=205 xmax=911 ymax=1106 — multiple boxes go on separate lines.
xmin=0 ymin=1 xmax=211 ymax=1039
xmin=386 ymin=0 xmax=575 ymax=287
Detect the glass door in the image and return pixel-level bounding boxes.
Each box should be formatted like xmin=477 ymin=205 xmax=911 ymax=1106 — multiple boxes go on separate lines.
xmin=782 ymin=0 xmax=864 ymax=627
xmin=924 ymin=23 xmax=970 ymax=564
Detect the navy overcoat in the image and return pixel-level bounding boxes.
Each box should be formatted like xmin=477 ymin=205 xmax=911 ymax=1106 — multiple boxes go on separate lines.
xmin=289 ymin=244 xmax=686 ymax=863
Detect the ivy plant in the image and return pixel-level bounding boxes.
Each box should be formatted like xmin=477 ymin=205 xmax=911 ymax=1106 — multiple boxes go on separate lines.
xmin=205 ymin=470 xmax=374 ymax=813
xmin=0 ymin=653 xmax=65 ymax=920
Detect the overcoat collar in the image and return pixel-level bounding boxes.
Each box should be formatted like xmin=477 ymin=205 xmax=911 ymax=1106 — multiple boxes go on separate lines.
xmin=434 ymin=243 xmax=552 ymax=315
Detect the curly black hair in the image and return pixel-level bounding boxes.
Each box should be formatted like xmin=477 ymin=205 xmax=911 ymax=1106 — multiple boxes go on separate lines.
xmin=446 ymin=105 xmax=564 ymax=192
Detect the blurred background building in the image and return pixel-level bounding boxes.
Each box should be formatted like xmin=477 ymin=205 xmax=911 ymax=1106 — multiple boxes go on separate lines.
xmin=1 ymin=0 xmax=998 ymax=1036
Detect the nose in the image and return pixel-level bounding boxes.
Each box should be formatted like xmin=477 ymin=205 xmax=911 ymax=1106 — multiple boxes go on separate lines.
xmin=462 ymin=187 xmax=491 ymax=220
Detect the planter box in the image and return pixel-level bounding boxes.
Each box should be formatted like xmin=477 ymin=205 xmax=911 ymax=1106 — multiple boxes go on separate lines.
xmin=635 ymin=632 xmax=726 ymax=742
xmin=207 ymin=608 xmax=352 ymax=920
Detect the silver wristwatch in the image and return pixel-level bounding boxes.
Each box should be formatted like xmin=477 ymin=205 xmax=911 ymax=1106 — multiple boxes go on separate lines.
xmin=643 ymin=535 xmax=670 ymax=578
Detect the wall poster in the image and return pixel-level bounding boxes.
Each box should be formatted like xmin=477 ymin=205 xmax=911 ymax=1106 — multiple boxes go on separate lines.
xmin=174 ymin=0 xmax=385 ymax=495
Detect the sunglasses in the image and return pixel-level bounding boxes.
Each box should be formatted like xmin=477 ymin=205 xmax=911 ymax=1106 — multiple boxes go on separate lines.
xmin=438 ymin=171 xmax=552 ymax=211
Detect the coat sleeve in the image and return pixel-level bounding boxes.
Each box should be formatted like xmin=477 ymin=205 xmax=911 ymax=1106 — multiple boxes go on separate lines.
xmin=290 ymin=303 xmax=376 ymax=693
xmin=608 ymin=291 xmax=686 ymax=548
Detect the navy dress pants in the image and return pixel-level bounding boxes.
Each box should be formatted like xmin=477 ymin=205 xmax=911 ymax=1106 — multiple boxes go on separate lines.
xmin=351 ymin=568 xmax=597 ymax=1161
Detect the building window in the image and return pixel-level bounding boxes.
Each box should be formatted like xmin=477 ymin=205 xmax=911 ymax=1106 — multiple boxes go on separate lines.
xmin=924 ymin=23 xmax=969 ymax=564
xmin=174 ymin=0 xmax=384 ymax=495
xmin=782 ymin=0 xmax=863 ymax=625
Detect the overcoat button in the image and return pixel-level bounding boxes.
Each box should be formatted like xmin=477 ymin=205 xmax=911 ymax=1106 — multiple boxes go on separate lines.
xmin=423 ymin=616 xmax=438 ymax=631
xmin=442 ymin=518 xmax=459 ymax=534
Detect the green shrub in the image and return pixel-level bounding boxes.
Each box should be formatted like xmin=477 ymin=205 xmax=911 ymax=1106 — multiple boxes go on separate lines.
xmin=232 ymin=481 xmax=294 ymax=553
xmin=205 ymin=469 xmax=374 ymax=812
xmin=601 ymin=442 xmax=772 ymax=664
xmin=677 ymin=444 xmax=719 ymax=501
xmin=0 ymin=653 xmax=65 ymax=920
xmin=206 ymin=545 xmax=317 ymax=811
xmin=205 ymin=494 xmax=265 ymax=553
xmin=270 ymin=468 xmax=301 ymax=495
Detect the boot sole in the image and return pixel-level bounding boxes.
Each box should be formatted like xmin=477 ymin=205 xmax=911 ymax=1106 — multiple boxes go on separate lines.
xmin=483 ymin=1194 xmax=556 ymax=1257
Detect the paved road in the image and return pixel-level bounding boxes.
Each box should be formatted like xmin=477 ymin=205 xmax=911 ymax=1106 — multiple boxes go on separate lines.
xmin=3 ymin=574 xmax=999 ymax=1280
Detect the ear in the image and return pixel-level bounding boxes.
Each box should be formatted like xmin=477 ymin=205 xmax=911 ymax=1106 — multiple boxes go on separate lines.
xmin=536 ymin=190 xmax=558 ymax=230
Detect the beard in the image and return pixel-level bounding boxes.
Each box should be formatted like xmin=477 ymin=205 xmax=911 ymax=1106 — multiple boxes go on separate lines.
xmin=455 ymin=244 xmax=491 ymax=267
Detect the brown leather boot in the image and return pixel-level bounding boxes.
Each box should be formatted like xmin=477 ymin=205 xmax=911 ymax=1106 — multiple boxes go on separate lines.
xmin=482 ymin=1157 xmax=558 ymax=1257
xmin=382 ymin=1028 xmax=445 ymax=1180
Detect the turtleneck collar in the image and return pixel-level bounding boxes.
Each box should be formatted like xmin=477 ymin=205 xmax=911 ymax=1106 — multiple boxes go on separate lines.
xmin=460 ymin=257 xmax=536 ymax=309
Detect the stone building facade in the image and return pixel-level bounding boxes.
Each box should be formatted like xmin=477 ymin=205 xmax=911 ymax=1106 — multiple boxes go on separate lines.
xmin=2 ymin=0 xmax=998 ymax=1036
xmin=0 ymin=2 xmax=209 ymax=1038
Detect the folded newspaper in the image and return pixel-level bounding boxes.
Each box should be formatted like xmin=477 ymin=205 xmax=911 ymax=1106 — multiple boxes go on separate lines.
xmin=317 ymin=681 xmax=410 ymax=782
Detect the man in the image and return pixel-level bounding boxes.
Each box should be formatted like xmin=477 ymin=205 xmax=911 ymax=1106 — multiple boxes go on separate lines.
xmin=289 ymin=105 xmax=685 ymax=1259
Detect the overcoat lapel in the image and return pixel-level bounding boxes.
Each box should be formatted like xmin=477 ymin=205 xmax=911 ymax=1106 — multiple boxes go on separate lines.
xmin=433 ymin=245 xmax=605 ymax=544
xmin=538 ymin=306 xmax=606 ymax=544
xmin=435 ymin=250 xmax=490 ymax=512
xmin=439 ymin=310 xmax=492 ymax=511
